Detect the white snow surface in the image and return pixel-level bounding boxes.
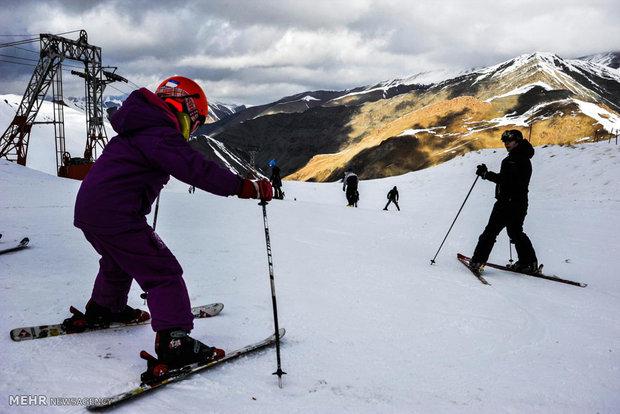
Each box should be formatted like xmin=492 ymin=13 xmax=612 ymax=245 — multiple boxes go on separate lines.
xmin=300 ymin=95 xmax=320 ymax=102
xmin=484 ymin=82 xmax=553 ymax=102
xmin=1 ymin=140 xmax=619 ymax=413
xmin=574 ymin=99 xmax=620 ymax=132
xmin=398 ymin=126 xmax=446 ymax=137
xmin=473 ymin=98 xmax=620 ymax=132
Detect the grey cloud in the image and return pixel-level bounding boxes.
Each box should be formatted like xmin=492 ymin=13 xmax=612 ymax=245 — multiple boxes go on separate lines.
xmin=0 ymin=0 xmax=619 ymax=106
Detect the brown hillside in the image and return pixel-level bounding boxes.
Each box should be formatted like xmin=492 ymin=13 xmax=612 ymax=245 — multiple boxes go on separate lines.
xmin=288 ymin=96 xmax=609 ymax=181
xmin=289 ymin=96 xmax=497 ymax=181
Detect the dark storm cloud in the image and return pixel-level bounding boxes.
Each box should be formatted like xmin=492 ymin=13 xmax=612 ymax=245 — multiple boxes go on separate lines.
xmin=1 ymin=0 xmax=618 ymax=105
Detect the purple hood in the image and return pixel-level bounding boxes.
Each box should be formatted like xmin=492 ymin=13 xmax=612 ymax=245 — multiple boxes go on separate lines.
xmin=74 ymin=88 xmax=242 ymax=234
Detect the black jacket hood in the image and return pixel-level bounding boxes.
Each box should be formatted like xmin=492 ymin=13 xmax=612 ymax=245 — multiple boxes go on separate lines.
xmin=510 ymin=139 xmax=535 ymax=159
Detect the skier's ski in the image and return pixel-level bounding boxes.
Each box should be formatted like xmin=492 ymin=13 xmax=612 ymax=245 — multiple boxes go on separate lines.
xmin=10 ymin=303 xmax=224 ymax=342
xmin=0 ymin=237 xmax=29 ymax=255
xmin=456 ymin=253 xmax=490 ymax=285
xmin=458 ymin=254 xmax=586 ymax=288
xmin=86 ymin=328 xmax=286 ymax=411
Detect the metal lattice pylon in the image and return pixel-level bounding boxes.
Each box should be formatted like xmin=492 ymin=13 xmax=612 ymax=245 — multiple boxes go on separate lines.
xmin=0 ymin=30 xmax=126 ymax=174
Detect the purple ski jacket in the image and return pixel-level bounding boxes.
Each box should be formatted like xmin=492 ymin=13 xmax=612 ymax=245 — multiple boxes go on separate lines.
xmin=74 ymin=88 xmax=242 ymax=234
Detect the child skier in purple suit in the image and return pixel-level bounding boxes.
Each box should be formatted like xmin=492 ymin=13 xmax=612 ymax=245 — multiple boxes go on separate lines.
xmin=63 ymin=76 xmax=272 ymax=374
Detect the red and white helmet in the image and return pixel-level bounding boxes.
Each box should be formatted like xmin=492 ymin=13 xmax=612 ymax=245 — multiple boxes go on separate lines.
xmin=156 ymin=76 xmax=208 ymax=135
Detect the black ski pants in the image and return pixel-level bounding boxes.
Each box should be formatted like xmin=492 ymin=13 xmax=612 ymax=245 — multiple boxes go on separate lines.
xmin=346 ymin=187 xmax=359 ymax=207
xmin=471 ymin=201 xmax=537 ymax=265
xmin=273 ymin=186 xmax=283 ymax=200
xmin=384 ymin=199 xmax=400 ymax=211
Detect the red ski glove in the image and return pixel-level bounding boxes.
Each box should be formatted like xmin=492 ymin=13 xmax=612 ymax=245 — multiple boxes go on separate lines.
xmin=238 ymin=179 xmax=273 ymax=201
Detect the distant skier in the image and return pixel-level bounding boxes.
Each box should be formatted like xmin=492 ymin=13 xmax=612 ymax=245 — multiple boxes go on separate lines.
xmin=383 ymin=186 xmax=400 ymax=211
xmin=188 ymin=185 xmax=196 ymax=194
xmin=342 ymin=168 xmax=359 ymax=207
xmin=64 ymin=76 xmax=272 ymax=376
xmin=269 ymin=161 xmax=284 ymax=200
xmin=468 ymin=129 xmax=539 ymax=273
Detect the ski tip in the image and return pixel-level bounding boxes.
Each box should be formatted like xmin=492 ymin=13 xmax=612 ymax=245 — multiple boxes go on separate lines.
xmin=192 ymin=303 xmax=224 ymax=318
xmin=69 ymin=305 xmax=84 ymax=316
xmin=140 ymin=350 xmax=158 ymax=362
xmin=9 ymin=328 xmax=33 ymax=342
xmin=20 ymin=237 xmax=29 ymax=246
xmin=456 ymin=253 xmax=468 ymax=260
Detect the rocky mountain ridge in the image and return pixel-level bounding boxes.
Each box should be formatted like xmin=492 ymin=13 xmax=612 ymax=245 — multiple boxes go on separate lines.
xmin=207 ymin=52 xmax=620 ymax=182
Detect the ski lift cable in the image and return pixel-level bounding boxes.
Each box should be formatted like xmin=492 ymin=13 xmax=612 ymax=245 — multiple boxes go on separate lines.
xmin=0 ymin=53 xmax=40 ymax=62
xmin=0 ymin=30 xmax=85 ymax=49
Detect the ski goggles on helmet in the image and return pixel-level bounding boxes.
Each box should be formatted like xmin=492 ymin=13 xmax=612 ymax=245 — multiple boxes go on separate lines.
xmin=157 ymin=90 xmax=206 ymax=139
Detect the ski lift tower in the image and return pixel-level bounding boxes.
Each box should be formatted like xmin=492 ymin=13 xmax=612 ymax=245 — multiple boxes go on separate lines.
xmin=0 ymin=30 xmax=127 ymax=179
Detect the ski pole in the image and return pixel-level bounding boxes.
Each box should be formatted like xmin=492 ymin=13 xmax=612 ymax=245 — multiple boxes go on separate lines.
xmin=508 ymin=239 xmax=514 ymax=264
xmin=152 ymin=194 xmax=161 ymax=231
xmin=140 ymin=194 xmax=163 ymax=302
xmin=259 ymin=199 xmax=286 ymax=388
xmin=430 ymin=176 xmax=479 ymax=264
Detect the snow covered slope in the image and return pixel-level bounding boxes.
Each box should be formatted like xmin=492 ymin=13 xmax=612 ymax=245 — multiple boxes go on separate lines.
xmin=0 ymin=141 xmax=619 ymax=413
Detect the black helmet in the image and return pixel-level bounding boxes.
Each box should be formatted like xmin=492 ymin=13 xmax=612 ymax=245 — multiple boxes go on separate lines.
xmin=501 ymin=129 xmax=523 ymax=142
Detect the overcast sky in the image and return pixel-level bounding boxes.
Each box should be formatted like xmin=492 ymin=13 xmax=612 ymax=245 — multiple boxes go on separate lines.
xmin=0 ymin=0 xmax=618 ymax=106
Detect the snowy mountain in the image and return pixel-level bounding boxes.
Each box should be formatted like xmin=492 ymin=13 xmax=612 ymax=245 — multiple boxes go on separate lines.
xmin=450 ymin=51 xmax=620 ymax=111
xmin=1 ymin=140 xmax=618 ymax=413
xmin=207 ymin=52 xmax=620 ymax=181
xmin=65 ymin=94 xmax=244 ymax=125
xmin=206 ymin=101 xmax=246 ymax=124
xmin=199 ymin=75 xmax=448 ymax=137
xmin=65 ymin=94 xmax=129 ymax=112
xmin=577 ymin=51 xmax=620 ymax=69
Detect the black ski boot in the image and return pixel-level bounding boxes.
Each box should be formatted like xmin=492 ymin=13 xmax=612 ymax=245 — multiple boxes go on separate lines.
xmin=61 ymin=300 xmax=150 ymax=333
xmin=140 ymin=330 xmax=225 ymax=384
xmin=508 ymin=260 xmax=540 ymax=274
xmin=468 ymin=261 xmax=484 ymax=273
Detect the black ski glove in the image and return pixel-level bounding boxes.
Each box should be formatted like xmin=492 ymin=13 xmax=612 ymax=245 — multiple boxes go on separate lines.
xmin=476 ymin=164 xmax=488 ymax=178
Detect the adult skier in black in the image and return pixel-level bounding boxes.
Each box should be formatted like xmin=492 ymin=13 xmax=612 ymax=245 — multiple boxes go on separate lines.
xmin=270 ymin=164 xmax=284 ymax=200
xmin=469 ymin=129 xmax=539 ymax=273
xmin=342 ymin=169 xmax=359 ymax=207
xmin=383 ymin=186 xmax=400 ymax=211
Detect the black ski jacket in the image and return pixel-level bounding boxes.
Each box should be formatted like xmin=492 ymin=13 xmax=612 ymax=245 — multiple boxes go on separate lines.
xmin=483 ymin=139 xmax=534 ymax=204
xmin=270 ymin=166 xmax=282 ymax=187
xmin=343 ymin=172 xmax=358 ymax=191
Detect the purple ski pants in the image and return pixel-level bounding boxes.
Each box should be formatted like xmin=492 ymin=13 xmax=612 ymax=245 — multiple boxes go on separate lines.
xmin=81 ymin=227 xmax=194 ymax=332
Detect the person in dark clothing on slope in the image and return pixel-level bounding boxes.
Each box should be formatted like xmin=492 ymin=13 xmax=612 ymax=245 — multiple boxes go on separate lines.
xmin=342 ymin=169 xmax=359 ymax=207
xmin=469 ymin=129 xmax=539 ymax=273
xmin=383 ymin=186 xmax=400 ymax=211
xmin=63 ymin=76 xmax=272 ymax=375
xmin=270 ymin=164 xmax=284 ymax=199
